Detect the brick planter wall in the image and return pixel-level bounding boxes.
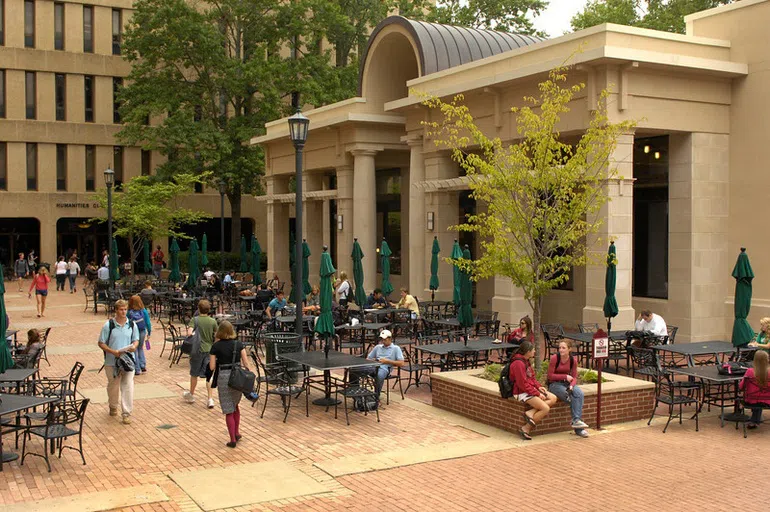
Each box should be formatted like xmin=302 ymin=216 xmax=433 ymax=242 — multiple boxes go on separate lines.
xmin=431 ymin=369 xmax=655 ymax=435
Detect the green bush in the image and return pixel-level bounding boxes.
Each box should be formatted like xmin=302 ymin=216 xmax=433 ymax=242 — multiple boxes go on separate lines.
xmin=476 ymin=360 xmax=610 ymax=386
xmin=175 ymin=251 xmax=267 ymax=273
xmin=479 ymin=363 xmax=502 ymax=382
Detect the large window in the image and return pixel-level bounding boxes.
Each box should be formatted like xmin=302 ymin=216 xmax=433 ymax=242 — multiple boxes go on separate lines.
xmin=25 ymin=71 xmax=36 ymax=120
xmin=26 ymin=143 xmax=37 ymax=190
xmin=85 ymin=145 xmax=95 ymax=191
xmin=0 ymin=142 xmax=6 ymax=190
xmin=141 ymin=149 xmax=151 ymax=176
xmin=84 ymin=75 xmax=94 ymax=122
xmin=111 ymin=9 xmax=121 ymax=55
xmin=54 ymin=3 xmax=64 ymax=50
xmin=113 ymin=146 xmax=123 ymax=189
xmin=83 ymin=6 xmax=93 ymax=53
xmin=55 ymin=73 xmax=66 ymax=121
xmin=113 ymin=77 xmax=122 ymax=123
xmin=0 ymin=69 xmax=5 ymax=118
xmin=375 ymin=169 xmax=402 ymax=275
xmin=633 ymin=136 xmax=669 ymax=299
xmin=56 ymin=144 xmax=67 ymax=191
xmin=24 ymin=0 xmax=34 ymax=48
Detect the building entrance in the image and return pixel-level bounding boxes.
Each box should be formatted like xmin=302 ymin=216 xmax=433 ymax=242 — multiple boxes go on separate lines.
xmin=0 ymin=218 xmax=40 ymax=267
xmin=56 ymin=218 xmax=109 ymax=264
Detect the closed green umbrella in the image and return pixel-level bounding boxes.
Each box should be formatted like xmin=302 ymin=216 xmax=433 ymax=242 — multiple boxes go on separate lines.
xmin=603 ymin=241 xmax=619 ymax=332
xmin=142 ymin=239 xmax=151 ymax=274
xmin=289 ymin=231 xmax=297 ymax=304
xmin=380 ymin=238 xmax=394 ymax=297
xmin=186 ymin=239 xmax=200 ymax=289
xmin=451 ymin=239 xmax=462 ymax=306
xmin=731 ymin=247 xmax=755 ymax=347
xmin=169 ymin=238 xmax=181 ymax=283
xmin=0 ymin=262 xmax=14 ymax=373
xmin=239 ymin=235 xmax=248 ymax=272
xmin=457 ymin=245 xmax=474 ymax=340
xmin=201 ymin=234 xmax=209 ymax=267
xmin=429 ymin=236 xmax=440 ymax=301
xmin=110 ymin=237 xmax=120 ymax=282
xmin=315 ymin=246 xmax=336 ymax=355
xmin=250 ymin=235 xmax=262 ymax=286
xmin=302 ymin=240 xmax=312 ymax=296
xmin=351 ymin=239 xmax=366 ymax=306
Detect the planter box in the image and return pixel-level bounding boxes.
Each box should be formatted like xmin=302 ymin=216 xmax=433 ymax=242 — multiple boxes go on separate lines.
xmin=431 ymin=369 xmax=656 ymax=435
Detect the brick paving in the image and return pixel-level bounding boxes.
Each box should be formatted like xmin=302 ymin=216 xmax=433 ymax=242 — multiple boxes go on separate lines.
xmin=1 ymin=285 xmax=768 ymax=511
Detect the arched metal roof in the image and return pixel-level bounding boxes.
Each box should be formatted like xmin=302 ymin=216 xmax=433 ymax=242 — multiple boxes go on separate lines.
xmin=359 ymin=16 xmax=544 ymax=95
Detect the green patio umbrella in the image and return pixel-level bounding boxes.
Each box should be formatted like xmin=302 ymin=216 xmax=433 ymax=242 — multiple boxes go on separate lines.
xmin=250 ymin=235 xmax=262 ymax=286
xmin=110 ymin=237 xmax=120 ymax=282
xmin=380 ymin=238 xmax=394 ymax=297
xmin=603 ymin=241 xmax=619 ymax=333
xmin=142 ymin=239 xmax=151 ymax=274
xmin=351 ymin=239 xmax=366 ymax=306
xmin=451 ymin=239 xmax=462 ymax=306
xmin=731 ymin=247 xmax=755 ymax=347
xmin=201 ymin=234 xmax=209 ymax=268
xmin=186 ymin=239 xmax=200 ymax=289
xmin=457 ymin=245 xmax=474 ymax=341
xmin=0 ymin=262 xmax=14 ymax=373
xmin=168 ymin=238 xmax=181 ymax=283
xmin=239 ymin=235 xmax=248 ymax=272
xmin=302 ymin=240 xmax=312 ymax=296
xmin=289 ymin=231 xmax=297 ymax=304
xmin=429 ymin=236 xmax=440 ymax=301
xmin=315 ymin=246 xmax=336 ymax=356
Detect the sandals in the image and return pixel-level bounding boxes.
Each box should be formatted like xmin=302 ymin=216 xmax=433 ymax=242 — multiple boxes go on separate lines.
xmin=522 ymin=413 xmax=537 ymax=428
xmin=518 ymin=428 xmax=532 ymax=441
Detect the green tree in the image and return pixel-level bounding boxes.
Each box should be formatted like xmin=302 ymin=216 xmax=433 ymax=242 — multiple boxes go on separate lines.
xmin=422 ymin=66 xmax=636 ymax=361
xmin=571 ymin=0 xmax=735 ymax=34
xmin=91 ymin=174 xmax=211 ymax=274
xmin=427 ymin=0 xmax=549 ymax=34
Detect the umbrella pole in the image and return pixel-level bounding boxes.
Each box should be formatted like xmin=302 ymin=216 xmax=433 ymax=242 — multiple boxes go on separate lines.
xmin=431 ymin=290 xmax=435 ymax=301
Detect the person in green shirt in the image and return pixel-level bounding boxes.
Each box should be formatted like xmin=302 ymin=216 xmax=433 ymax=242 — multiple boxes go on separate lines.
xmin=183 ymin=299 xmax=219 ymax=409
xmin=749 ymin=317 xmax=770 ymax=352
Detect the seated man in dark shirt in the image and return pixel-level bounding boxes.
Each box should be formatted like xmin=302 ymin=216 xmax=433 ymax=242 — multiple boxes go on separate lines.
xmin=365 ymin=288 xmax=388 ymax=309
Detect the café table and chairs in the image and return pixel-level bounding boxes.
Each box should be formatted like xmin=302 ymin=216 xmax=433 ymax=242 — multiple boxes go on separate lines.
xmin=1 ymin=393 xmax=60 ymax=470
xmin=653 ymin=341 xmax=735 ymax=369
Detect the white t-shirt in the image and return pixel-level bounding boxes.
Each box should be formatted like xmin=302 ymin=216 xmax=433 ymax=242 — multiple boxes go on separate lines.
xmin=67 ymin=262 xmax=81 ymax=275
xmin=635 ymin=313 xmax=668 ymax=337
xmin=55 ymin=261 xmax=68 ymax=275
xmin=204 ymin=270 xmax=215 ymax=279
xmin=336 ymin=280 xmax=350 ymax=301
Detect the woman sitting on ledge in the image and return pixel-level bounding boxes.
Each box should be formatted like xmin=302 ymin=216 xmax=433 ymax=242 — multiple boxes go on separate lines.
xmin=547 ymin=339 xmax=590 ymax=438
xmin=510 ymin=340 xmax=557 ymax=440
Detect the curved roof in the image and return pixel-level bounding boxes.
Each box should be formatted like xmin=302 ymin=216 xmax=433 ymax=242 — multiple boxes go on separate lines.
xmin=358 ymin=16 xmax=544 ymax=95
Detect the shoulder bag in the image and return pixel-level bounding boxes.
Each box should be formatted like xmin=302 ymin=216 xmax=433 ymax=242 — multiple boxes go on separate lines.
xmin=181 ymin=317 xmax=200 ymax=355
xmin=227 ymin=341 xmax=256 ymax=394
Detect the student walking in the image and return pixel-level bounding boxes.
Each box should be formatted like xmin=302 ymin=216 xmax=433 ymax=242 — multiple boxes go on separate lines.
xmin=55 ymin=256 xmax=68 ymax=291
xmin=208 ymin=321 xmax=249 ymax=448
xmin=28 ymin=267 xmax=51 ymax=317
xmin=67 ymin=257 xmax=81 ymax=293
xmin=127 ymin=295 xmax=152 ymax=375
xmin=14 ymin=253 xmax=29 ymax=292
xmin=97 ymin=299 xmax=139 ymax=425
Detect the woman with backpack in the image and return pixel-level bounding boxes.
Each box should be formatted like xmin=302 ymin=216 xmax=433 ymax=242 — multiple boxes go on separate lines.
xmin=510 ymin=340 xmax=557 ymax=440
xmin=547 ymin=339 xmax=590 ymax=438
xmin=208 ymin=321 xmax=250 ymax=448
xmin=127 ymin=295 xmax=151 ymax=375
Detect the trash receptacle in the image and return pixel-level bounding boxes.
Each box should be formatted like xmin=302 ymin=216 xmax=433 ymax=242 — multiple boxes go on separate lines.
xmin=263 ymin=332 xmax=302 ymax=364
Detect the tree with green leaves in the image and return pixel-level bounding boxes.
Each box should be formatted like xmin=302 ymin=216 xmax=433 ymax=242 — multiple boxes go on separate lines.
xmin=427 ymin=0 xmax=548 ymax=34
xmin=571 ymin=0 xmax=734 ymax=34
xmin=422 ymin=66 xmax=636 ymax=362
xmin=91 ymin=174 xmax=211 ymax=275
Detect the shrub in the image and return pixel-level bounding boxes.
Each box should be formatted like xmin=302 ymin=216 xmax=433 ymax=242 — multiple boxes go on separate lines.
xmin=476 ymin=361 xmax=610 ymax=386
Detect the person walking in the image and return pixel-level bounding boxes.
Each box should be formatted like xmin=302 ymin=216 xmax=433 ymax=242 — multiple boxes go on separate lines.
xmin=28 ymin=267 xmax=51 ymax=317
xmin=27 ymin=250 xmax=37 ymax=273
xmin=152 ymin=245 xmax=164 ymax=279
xmin=127 ymin=295 xmax=152 ymax=375
xmin=208 ymin=320 xmax=249 ymax=448
xmin=183 ymin=299 xmax=218 ymax=408
xmin=67 ymin=256 xmax=81 ymax=293
xmin=14 ymin=253 xmax=29 ymax=292
xmin=547 ymin=339 xmax=590 ymax=438
xmin=97 ymin=299 xmax=139 ymax=425
xmin=55 ymin=256 xmax=68 ymax=291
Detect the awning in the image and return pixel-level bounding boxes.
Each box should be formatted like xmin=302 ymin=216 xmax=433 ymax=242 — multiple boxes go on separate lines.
xmin=255 ymin=189 xmax=338 ymax=203
xmin=413 ymin=176 xmax=473 ymax=192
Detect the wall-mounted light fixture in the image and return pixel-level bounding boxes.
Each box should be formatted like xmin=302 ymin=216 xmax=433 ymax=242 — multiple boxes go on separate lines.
xmin=654 ymin=151 xmax=660 ymax=160
xmin=337 ymin=214 xmax=343 ymax=231
xmin=427 ymin=211 xmax=435 ymax=231
xmin=643 ymin=145 xmax=650 ymax=154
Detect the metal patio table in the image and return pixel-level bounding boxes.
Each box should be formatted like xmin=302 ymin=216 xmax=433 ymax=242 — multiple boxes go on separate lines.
xmin=653 ymin=341 xmax=735 ymax=368
xmin=0 ymin=369 xmax=38 ymax=393
xmin=415 ymin=338 xmax=516 ymax=370
xmin=0 ymin=394 xmax=59 ymax=468
xmin=670 ymin=366 xmax=748 ymax=427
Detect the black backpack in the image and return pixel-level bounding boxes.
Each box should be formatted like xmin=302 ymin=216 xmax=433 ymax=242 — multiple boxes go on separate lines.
xmin=499 ymin=359 xmax=514 ymax=399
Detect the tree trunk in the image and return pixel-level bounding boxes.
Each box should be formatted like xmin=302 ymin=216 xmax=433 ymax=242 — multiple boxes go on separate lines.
xmin=228 ymin=187 xmax=242 ymax=250
xmin=532 ymin=298 xmax=543 ymax=363
xmin=128 ymin=234 xmax=135 ymax=278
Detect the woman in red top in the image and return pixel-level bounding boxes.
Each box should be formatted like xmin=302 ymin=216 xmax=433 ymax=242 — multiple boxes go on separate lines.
xmin=741 ymin=350 xmax=770 ymax=428
xmin=507 ymin=315 xmax=534 ymax=344
xmin=509 ymin=340 xmax=557 ymax=440
xmin=547 ymin=339 xmax=589 ymax=437
xmin=28 ymin=266 xmax=51 ymax=318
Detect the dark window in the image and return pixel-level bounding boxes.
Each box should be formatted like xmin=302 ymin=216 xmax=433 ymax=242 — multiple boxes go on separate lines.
xmin=0 ymin=69 xmax=5 ymax=118
xmin=24 ymin=0 xmax=34 ymax=48
xmin=113 ymin=77 xmax=122 ymax=123
xmin=55 ymin=73 xmax=66 ymax=121
xmin=141 ymin=149 xmax=151 ymax=176
xmin=375 ymin=169 xmax=402 ymax=275
xmin=0 ymin=0 xmax=5 ymax=46
xmin=85 ymin=145 xmax=95 ymax=191
xmin=113 ymin=146 xmax=123 ymax=189
xmin=83 ymin=6 xmax=93 ymax=53
xmin=54 ymin=3 xmax=64 ymax=50
xmin=111 ymin=9 xmax=121 ymax=55
xmin=26 ymin=143 xmax=37 ymax=190
xmin=84 ymin=75 xmax=94 ymax=122
xmin=0 ymin=142 xmax=6 ymax=190
xmin=633 ymin=135 xmax=669 ymax=299
xmin=56 ymin=144 xmax=67 ymax=191
xmin=25 ymin=71 xmax=35 ymax=120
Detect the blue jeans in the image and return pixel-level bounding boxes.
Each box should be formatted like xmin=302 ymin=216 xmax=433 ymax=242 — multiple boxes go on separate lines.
xmin=749 ymin=407 xmax=764 ymax=424
xmin=548 ymin=381 xmax=585 ymax=424
xmin=349 ymin=365 xmax=391 ymax=397
xmin=135 ymin=331 xmax=147 ymax=374
xmin=68 ymin=273 xmax=77 ymax=291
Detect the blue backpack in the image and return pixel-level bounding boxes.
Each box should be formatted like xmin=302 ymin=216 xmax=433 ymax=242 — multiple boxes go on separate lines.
xmin=126 ymin=309 xmax=146 ymax=332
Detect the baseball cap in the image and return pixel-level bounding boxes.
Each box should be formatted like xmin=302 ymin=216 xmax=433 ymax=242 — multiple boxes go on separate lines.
xmin=379 ymin=329 xmax=392 ymax=339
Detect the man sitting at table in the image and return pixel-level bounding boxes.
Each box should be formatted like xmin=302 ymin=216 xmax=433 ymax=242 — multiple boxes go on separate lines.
xmin=223 ymin=271 xmax=235 ymax=286
xmin=632 ymin=309 xmax=668 ymax=345
xmin=348 ymin=330 xmax=405 ymax=401
xmin=97 ymin=263 xmax=110 ymax=281
xmin=392 ymin=288 xmax=420 ymax=319
xmin=365 ymin=288 xmax=388 ymax=309
xmin=266 ymin=291 xmax=287 ymax=319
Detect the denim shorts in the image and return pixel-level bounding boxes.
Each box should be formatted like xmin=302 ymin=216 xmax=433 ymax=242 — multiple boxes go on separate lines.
xmin=35 ymin=289 xmax=48 ymax=296
xmin=189 ymin=352 xmax=210 ymax=378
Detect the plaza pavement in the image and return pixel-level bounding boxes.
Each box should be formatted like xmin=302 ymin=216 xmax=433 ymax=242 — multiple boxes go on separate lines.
xmin=1 ymin=285 xmax=768 ymax=511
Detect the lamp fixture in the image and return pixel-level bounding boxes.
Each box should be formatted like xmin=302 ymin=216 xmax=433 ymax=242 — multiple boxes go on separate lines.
xmin=103 ymin=166 xmax=114 ymax=187
xmin=427 ymin=211 xmax=435 ymax=231
xmin=287 ymin=110 xmax=310 ymax=148
xmin=654 ymin=151 xmax=660 ymax=160
xmin=337 ymin=214 xmax=343 ymax=231
xmin=643 ymin=145 xmax=650 ymax=154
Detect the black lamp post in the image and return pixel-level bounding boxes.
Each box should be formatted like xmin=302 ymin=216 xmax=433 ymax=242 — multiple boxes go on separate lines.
xmin=218 ymin=180 xmax=226 ymax=275
xmin=288 ymin=109 xmax=309 ymax=337
xmin=104 ymin=167 xmax=114 ymax=288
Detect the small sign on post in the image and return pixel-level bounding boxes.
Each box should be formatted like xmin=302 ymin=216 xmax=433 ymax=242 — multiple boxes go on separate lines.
xmin=592 ymin=329 xmax=608 ymax=430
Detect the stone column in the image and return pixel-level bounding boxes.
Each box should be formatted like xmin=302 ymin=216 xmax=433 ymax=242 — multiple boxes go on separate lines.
xmin=335 ymin=166 xmax=354 ymax=274
xmin=266 ymin=176 xmax=290 ymax=285
xmin=407 ymin=136 xmax=426 ymax=298
xmin=321 ymin=177 xmax=331 ymax=251
xmin=583 ymin=133 xmax=636 ymax=329
xmin=424 ymin=151 xmax=459 ymax=302
xmin=302 ymin=173 xmax=324 ymax=277
xmin=351 ymin=149 xmax=378 ymax=292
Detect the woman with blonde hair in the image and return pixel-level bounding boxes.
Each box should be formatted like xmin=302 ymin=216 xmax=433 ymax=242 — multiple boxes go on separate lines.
xmin=127 ymin=295 xmax=152 ymax=375
xmin=28 ymin=266 xmax=51 ymax=317
xmin=209 ymin=320 xmax=250 ymax=448
xmin=741 ymin=350 xmax=770 ymax=429
xmin=748 ymin=317 xmax=770 ymax=352
xmin=335 ymin=271 xmax=351 ymax=307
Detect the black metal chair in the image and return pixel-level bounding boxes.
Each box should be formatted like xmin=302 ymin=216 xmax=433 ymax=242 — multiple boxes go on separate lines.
xmin=578 ymin=323 xmax=599 ymax=334
xmin=394 ymin=349 xmax=431 ymax=394
xmin=83 ymin=288 xmax=95 ymax=313
xmin=258 ymin=361 xmax=309 ymax=423
xmin=49 ymin=362 xmax=85 ymax=400
xmin=21 ymin=398 xmax=90 ymax=472
xmin=541 ymin=323 xmax=564 ymax=359
xmin=666 ymin=325 xmax=679 ymax=344
xmin=731 ymin=346 xmax=757 ymax=363
xmin=627 ymin=345 xmax=660 ymax=381
xmin=336 ymin=373 xmax=380 ymax=426
xmin=647 ymin=367 xmax=700 ymax=433
xmin=39 ymin=327 xmax=52 ymax=366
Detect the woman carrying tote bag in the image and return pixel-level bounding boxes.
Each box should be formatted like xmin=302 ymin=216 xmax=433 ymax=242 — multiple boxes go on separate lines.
xmin=208 ymin=320 xmax=250 ymax=448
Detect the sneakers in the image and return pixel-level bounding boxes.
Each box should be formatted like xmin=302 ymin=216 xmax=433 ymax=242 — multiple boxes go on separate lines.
xmin=109 ymin=407 xmax=118 ymax=417
xmin=575 ymin=429 xmax=589 ymax=438
xmin=244 ymin=392 xmax=259 ymax=403
xmin=122 ymin=415 xmax=132 ymax=425
xmin=571 ymin=419 xmax=589 ymax=429
xmin=207 ymin=398 xmax=215 ymax=409
xmin=183 ymin=391 xmax=195 ymax=404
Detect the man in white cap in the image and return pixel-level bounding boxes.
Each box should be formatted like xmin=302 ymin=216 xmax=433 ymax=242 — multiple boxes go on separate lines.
xmin=351 ymin=329 xmax=404 ymax=399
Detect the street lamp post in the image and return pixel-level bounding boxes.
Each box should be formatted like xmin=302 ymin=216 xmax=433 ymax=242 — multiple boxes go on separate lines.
xmin=104 ymin=167 xmax=114 ymax=289
xmin=288 ymin=110 xmax=309 ymax=338
xmin=218 ymin=180 xmax=226 ymax=275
